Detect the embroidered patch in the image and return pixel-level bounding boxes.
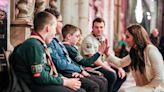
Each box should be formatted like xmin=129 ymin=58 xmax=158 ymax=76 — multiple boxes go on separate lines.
xmin=31 ymin=64 xmax=42 ymax=77
xmin=96 ymin=36 xmax=105 ymax=42
xmin=75 ymin=55 xmax=83 ymax=62
xmin=31 ymin=64 xmax=43 ymax=74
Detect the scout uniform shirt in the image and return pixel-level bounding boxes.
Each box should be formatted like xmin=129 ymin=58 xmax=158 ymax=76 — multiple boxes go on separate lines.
xmin=64 ymin=44 xmax=101 ymax=67
xmin=81 ymin=33 xmax=106 ymax=61
xmin=13 ymin=38 xmax=63 ymax=85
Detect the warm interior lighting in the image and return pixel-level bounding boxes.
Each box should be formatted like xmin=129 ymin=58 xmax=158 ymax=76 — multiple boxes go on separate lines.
xmin=135 ymin=0 xmax=143 ymax=23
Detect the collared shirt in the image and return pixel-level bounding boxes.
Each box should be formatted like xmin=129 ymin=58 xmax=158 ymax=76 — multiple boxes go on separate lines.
xmin=81 ymin=33 xmax=106 ymax=61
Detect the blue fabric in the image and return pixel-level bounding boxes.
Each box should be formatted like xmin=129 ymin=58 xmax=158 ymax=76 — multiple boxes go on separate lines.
xmin=48 ymin=38 xmax=81 ymax=73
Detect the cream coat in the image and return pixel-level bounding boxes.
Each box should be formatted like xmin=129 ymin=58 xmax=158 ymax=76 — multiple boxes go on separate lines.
xmin=107 ymin=44 xmax=164 ymax=92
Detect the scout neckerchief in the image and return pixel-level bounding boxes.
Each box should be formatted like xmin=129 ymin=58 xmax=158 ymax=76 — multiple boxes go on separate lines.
xmin=54 ymin=38 xmax=82 ymax=68
xmin=30 ymin=32 xmax=58 ymax=77
xmin=92 ymin=33 xmax=105 ymax=43
xmin=54 ymin=38 xmax=72 ymax=63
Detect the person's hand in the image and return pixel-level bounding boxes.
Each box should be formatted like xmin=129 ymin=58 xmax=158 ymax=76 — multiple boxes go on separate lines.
xmin=105 ymin=38 xmax=109 ymax=47
xmin=63 ymin=78 xmax=81 ymax=90
xmin=72 ymin=72 xmax=84 ymax=78
xmin=118 ymin=68 xmax=126 ymax=79
xmin=104 ymin=46 xmax=110 ymax=56
xmin=104 ymin=38 xmax=110 ymax=56
xmin=81 ymin=70 xmax=90 ymax=77
xmin=98 ymin=41 xmax=107 ymax=55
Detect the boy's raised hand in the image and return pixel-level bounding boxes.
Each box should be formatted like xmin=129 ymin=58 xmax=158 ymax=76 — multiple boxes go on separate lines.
xmin=98 ymin=41 xmax=107 ymax=55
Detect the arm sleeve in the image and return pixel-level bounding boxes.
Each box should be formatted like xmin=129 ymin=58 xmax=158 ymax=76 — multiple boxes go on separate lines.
xmin=48 ymin=41 xmax=81 ymax=73
xmin=145 ymin=45 xmax=164 ymax=87
xmin=26 ymin=44 xmax=63 ymax=85
xmin=106 ymin=53 xmax=131 ymax=68
xmin=65 ymin=45 xmax=100 ymax=67
xmin=79 ymin=52 xmax=100 ymax=66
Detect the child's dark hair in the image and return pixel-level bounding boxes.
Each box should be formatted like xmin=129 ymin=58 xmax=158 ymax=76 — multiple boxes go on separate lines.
xmin=62 ymin=24 xmax=78 ymax=39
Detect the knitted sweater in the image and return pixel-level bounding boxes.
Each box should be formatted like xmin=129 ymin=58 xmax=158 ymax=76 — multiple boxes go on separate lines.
xmin=107 ymin=44 xmax=164 ymax=91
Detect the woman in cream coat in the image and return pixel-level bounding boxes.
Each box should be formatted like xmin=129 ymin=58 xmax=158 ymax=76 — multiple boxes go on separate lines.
xmin=106 ymin=24 xmax=164 ymax=92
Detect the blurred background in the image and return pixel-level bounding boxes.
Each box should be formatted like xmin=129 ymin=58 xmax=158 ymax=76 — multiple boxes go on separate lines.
xmin=0 ymin=0 xmax=163 ymax=58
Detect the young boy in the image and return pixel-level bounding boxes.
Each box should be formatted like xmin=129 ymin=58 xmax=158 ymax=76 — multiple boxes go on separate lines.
xmin=11 ymin=11 xmax=85 ymax=92
xmin=62 ymin=24 xmax=108 ymax=92
xmin=46 ymin=9 xmax=108 ymax=92
xmin=62 ymin=24 xmax=106 ymax=67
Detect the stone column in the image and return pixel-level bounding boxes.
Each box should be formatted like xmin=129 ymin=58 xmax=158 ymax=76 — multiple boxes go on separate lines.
xmin=61 ymin=0 xmax=72 ymax=25
xmin=10 ymin=0 xmax=15 ymax=21
xmin=10 ymin=0 xmax=36 ymax=47
xmin=56 ymin=0 xmax=61 ymax=11
xmin=78 ymin=0 xmax=89 ymax=38
xmin=150 ymin=1 xmax=157 ymax=33
xmin=10 ymin=21 xmax=32 ymax=47
xmin=8 ymin=0 xmax=15 ymax=51
xmin=113 ymin=0 xmax=122 ymax=48
xmin=71 ymin=0 xmax=79 ymax=27
xmin=157 ymin=0 xmax=164 ymax=36
xmin=103 ymin=0 xmax=115 ymax=53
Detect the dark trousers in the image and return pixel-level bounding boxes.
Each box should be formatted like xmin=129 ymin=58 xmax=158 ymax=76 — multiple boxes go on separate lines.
xmin=97 ymin=67 xmax=127 ymax=92
xmin=30 ymin=85 xmax=86 ymax=92
xmin=63 ymin=73 xmax=107 ymax=92
xmin=85 ymin=74 xmax=108 ymax=92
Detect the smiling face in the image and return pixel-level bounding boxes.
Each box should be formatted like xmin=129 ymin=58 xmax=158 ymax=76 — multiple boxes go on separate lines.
xmin=76 ymin=30 xmax=82 ymax=45
xmin=125 ymin=24 xmax=151 ymax=49
xmin=92 ymin=22 xmax=105 ymax=37
xmin=73 ymin=31 xmax=80 ymax=45
xmin=68 ymin=29 xmax=81 ymax=46
xmin=125 ymin=30 xmax=135 ymax=48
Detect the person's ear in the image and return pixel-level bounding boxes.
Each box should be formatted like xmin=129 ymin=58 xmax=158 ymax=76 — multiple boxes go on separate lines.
xmin=66 ymin=34 xmax=71 ymax=40
xmin=45 ymin=24 xmax=50 ymax=32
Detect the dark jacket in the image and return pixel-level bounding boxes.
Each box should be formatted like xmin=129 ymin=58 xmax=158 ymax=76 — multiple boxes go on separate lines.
xmin=13 ymin=38 xmax=63 ymax=86
xmin=64 ymin=44 xmax=100 ymax=67
xmin=48 ymin=38 xmax=82 ymax=74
